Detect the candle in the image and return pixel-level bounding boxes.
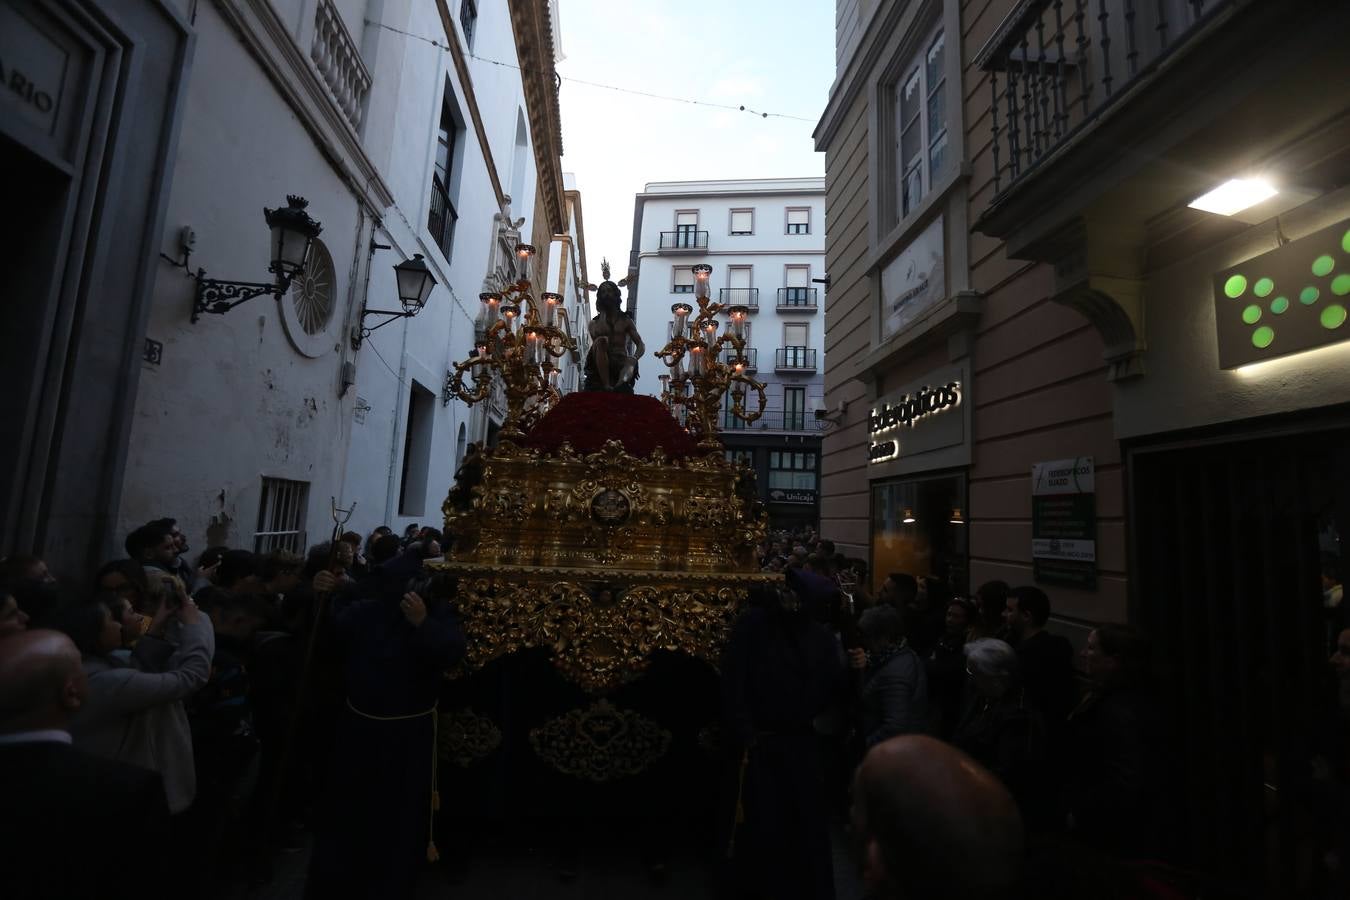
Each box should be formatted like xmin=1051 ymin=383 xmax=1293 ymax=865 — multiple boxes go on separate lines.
xmin=672 ymin=356 xmax=685 ymax=380
xmin=500 ymin=304 xmax=519 ymax=332
xmin=728 ymin=305 xmax=748 ymax=338
xmin=548 ymin=369 xmax=559 ymax=390
xmin=541 ymin=292 xmax=561 ymax=327
xmin=515 ymin=243 xmax=535 ymax=281
xmin=480 ymin=292 xmax=501 ymax=320
xmin=690 ymin=345 xmax=705 ymax=376
xmin=672 ymin=302 xmax=693 ymax=335
xmin=692 ymin=264 xmax=712 ymax=299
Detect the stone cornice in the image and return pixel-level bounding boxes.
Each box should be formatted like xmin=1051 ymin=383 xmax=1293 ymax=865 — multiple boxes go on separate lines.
xmin=219 ymin=0 xmax=394 ymax=211
xmin=507 ymin=0 xmax=567 ymax=234
xmin=432 ymin=0 xmax=507 ymax=209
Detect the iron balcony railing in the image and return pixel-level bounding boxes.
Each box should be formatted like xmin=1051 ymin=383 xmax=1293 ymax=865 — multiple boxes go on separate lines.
xmin=722 ymin=409 xmax=819 ymax=431
xmin=718 ymin=287 xmax=760 ymax=310
xmin=428 ymin=174 xmax=458 ymax=261
xmin=777 ymin=287 xmax=818 ymax=310
xmin=775 ymin=346 xmax=816 ymax=371
xmin=659 ymin=229 xmax=709 ymax=251
xmin=976 ymin=0 xmax=1227 ymax=198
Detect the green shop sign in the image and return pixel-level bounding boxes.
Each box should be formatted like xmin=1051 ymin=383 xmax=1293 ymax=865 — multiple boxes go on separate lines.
xmin=1213 ymin=217 xmax=1350 ymax=369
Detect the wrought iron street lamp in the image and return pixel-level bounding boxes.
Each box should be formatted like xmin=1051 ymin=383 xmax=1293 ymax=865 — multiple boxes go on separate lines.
xmin=351 ymin=253 xmax=439 ymax=348
xmin=160 ymin=195 xmax=325 ymax=323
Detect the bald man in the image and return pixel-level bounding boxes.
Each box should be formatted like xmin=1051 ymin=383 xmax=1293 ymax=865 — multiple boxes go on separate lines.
xmin=852 ymin=735 xmax=1023 ymax=900
xmin=0 ymin=630 xmax=169 ymax=900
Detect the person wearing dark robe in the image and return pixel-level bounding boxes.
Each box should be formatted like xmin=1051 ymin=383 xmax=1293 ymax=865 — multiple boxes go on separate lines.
xmin=721 ymin=569 xmax=847 ymax=900
xmin=305 ymin=569 xmax=466 ymax=900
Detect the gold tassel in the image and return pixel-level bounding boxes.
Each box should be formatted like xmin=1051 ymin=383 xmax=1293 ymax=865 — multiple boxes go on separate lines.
xmin=427 ymin=840 xmax=440 ymax=863
xmin=432 ymin=790 xmax=441 ymax=811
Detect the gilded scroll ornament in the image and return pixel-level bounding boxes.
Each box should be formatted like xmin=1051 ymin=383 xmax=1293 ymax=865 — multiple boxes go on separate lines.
xmin=437 ymin=707 xmax=503 ymax=768
xmin=529 ymin=699 xmax=671 ymax=782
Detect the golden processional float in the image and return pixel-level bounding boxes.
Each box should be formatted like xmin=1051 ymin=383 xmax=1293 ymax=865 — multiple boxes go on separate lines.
xmin=434 ymin=250 xmax=774 ymax=794
xmin=439 ymin=253 xmax=773 ymax=691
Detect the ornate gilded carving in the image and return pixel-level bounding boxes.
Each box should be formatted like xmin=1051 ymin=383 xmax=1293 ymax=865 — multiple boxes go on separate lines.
xmin=444 ymin=573 xmax=753 ymax=692
xmin=438 ymin=435 xmax=774 ymax=692
xmin=438 ymin=708 xmax=503 ymax=768
xmin=529 ymin=700 xmax=671 ymax=782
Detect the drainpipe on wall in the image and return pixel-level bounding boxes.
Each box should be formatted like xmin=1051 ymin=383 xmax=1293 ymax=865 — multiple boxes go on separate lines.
xmin=383 ymin=307 xmax=410 ymax=526
xmin=335 ymin=208 xmax=374 ymax=526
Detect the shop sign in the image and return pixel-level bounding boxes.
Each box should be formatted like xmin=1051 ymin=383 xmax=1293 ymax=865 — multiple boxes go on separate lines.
xmin=1213 ymin=217 xmax=1350 ymax=369
xmin=867 ymin=368 xmax=964 ymax=466
xmin=768 ymin=488 xmax=816 ymax=505
xmin=1031 ymin=457 xmax=1096 ymax=589
xmin=0 ymin=5 xmax=68 ymax=137
xmin=880 ymin=215 xmax=945 ymax=340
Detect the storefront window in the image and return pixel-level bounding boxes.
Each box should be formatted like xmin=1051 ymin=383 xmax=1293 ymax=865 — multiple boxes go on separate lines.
xmin=871 ymin=472 xmax=968 ymax=595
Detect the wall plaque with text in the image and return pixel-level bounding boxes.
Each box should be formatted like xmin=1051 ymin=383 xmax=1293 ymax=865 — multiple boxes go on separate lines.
xmin=1031 ymin=457 xmax=1097 ymax=590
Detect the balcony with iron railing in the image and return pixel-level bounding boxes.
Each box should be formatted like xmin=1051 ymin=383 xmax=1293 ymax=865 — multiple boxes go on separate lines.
xmin=718 ymin=287 xmax=760 ymax=311
xmin=975 ymin=0 xmax=1230 ymax=222
xmin=722 ymin=408 xmax=822 ymax=432
xmin=775 ymin=347 xmax=816 ymax=372
xmin=777 ymin=287 xmax=818 ymax=312
xmin=428 ymin=174 xmax=458 ymax=262
xmin=659 ymin=229 xmax=709 ymax=252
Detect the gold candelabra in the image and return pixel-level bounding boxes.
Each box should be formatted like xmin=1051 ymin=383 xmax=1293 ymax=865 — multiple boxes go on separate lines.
xmin=655 ymin=264 xmax=766 ymax=449
xmin=446 ymin=244 xmax=577 ymax=441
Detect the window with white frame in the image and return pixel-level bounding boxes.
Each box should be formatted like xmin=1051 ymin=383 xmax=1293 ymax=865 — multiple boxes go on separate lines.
xmin=786 ymin=207 xmax=811 ymax=235
xmin=730 ymin=209 xmax=754 ymax=235
xmin=674 ymin=210 xmax=700 ymax=248
xmin=255 ymin=477 xmax=309 ymax=553
xmin=460 ymin=0 xmax=477 ymax=50
xmin=893 ymin=25 xmax=947 ymax=221
xmin=672 ymin=266 xmax=695 ymax=293
xmin=783 ymin=265 xmax=812 ymax=305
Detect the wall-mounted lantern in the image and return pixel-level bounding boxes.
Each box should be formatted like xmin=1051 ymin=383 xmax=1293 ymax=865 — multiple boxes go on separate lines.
xmin=352 ymin=253 xmax=438 ymax=349
xmin=161 ymin=195 xmax=324 ymax=323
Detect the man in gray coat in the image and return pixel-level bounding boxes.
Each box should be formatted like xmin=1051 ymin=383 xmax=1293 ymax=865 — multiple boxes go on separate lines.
xmin=849 ymin=605 xmax=928 ymax=748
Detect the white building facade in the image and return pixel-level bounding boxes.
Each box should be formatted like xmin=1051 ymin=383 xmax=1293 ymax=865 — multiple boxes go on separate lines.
xmin=628 ymin=178 xmax=827 ymax=531
xmin=113 ymin=0 xmax=575 ymax=554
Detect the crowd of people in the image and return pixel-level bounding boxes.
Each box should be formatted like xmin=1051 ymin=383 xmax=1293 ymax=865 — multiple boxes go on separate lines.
xmin=728 ymin=528 xmax=1334 ymax=899
xmin=3 ymin=520 xmax=1347 ymax=899
xmin=0 ymin=519 xmax=463 ymax=900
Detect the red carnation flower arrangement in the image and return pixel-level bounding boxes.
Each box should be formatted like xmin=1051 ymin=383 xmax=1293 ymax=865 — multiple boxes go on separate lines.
xmin=521 ymin=392 xmax=701 ymax=460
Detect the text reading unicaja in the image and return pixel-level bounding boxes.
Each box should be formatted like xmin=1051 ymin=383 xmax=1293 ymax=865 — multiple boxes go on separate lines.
xmin=868 ymin=382 xmax=961 ymax=435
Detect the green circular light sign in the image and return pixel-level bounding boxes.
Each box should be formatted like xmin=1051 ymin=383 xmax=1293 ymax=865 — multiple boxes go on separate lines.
xmin=1270 ymin=296 xmax=1289 ymax=314
xmin=1333 ymin=274 xmax=1350 ymax=296
xmin=1224 ymin=274 xmax=1247 ymax=298
xmin=1342 ymin=228 xmax=1350 ymax=254
xmin=1251 ymin=326 xmax=1275 ymax=349
xmin=1241 ymin=304 xmax=1262 ymax=324
xmin=1253 ymin=277 xmax=1274 ymax=297
xmin=1313 ymin=255 xmax=1335 ymax=277
xmin=1322 ymin=304 xmax=1348 ymax=330
xmin=1301 ymin=286 xmax=1320 ymax=305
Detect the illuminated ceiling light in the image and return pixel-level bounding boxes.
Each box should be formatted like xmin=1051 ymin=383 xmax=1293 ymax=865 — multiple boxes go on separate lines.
xmin=1188 ymin=178 xmax=1278 ymax=217
xmin=902 ymin=507 xmax=916 ymax=524
xmin=949 ymin=507 xmax=965 ymax=525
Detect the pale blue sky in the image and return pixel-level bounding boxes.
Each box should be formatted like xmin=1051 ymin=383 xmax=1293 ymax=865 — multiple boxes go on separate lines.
xmin=555 ymin=0 xmax=835 ymax=279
